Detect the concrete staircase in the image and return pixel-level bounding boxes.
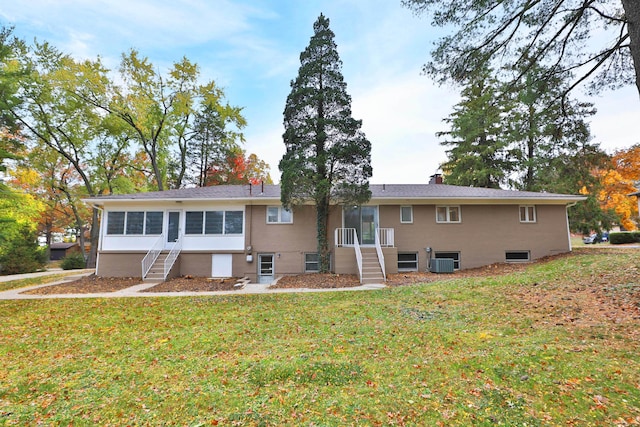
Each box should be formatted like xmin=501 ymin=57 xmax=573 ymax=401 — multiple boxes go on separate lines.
xmin=360 ymin=248 xmax=385 ymax=285
xmin=144 ymin=252 xmax=168 ymax=283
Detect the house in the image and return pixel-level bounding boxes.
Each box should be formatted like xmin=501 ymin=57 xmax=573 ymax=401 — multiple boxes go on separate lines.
xmin=49 ymin=242 xmax=81 ymax=261
xmin=83 ymin=180 xmax=585 ymax=284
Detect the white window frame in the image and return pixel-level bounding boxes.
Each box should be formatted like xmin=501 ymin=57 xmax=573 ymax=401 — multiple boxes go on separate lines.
xmin=436 ymin=206 xmax=461 ymax=223
xmin=519 ymin=205 xmax=536 ymax=223
xmin=185 ymin=210 xmax=244 ymax=235
xmin=266 ymin=206 xmax=293 ymax=224
xmin=106 ymin=211 xmax=163 ymax=236
xmin=304 ymin=253 xmax=319 ymax=272
xmin=400 ymin=206 xmax=413 ymax=224
xmin=398 ymin=252 xmax=419 ymax=271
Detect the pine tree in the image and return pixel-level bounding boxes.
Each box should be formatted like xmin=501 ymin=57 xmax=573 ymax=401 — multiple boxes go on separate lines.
xmin=279 ymin=14 xmax=372 ymax=273
xmin=438 ymin=68 xmax=512 ymax=188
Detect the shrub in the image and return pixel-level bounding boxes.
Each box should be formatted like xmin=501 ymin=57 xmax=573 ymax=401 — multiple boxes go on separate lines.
xmin=60 ymin=252 xmax=86 ymax=270
xmin=0 ymin=227 xmax=47 ymax=275
xmin=609 ymin=231 xmax=640 ymax=244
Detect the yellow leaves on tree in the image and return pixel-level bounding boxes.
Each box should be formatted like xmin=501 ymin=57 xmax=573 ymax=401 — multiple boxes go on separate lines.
xmin=598 ymin=145 xmax=640 ymax=231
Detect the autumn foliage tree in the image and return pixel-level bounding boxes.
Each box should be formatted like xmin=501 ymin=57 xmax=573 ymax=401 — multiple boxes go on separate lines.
xmin=205 ymin=149 xmax=272 ymax=186
xmin=598 ymin=145 xmax=640 ymax=231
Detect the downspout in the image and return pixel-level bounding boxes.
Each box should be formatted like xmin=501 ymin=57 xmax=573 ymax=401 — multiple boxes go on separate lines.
xmin=566 ymin=202 xmax=578 ymax=251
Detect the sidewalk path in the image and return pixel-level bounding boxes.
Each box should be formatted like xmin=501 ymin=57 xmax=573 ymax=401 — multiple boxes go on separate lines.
xmin=0 ymin=268 xmax=95 ymax=283
xmin=0 ymin=274 xmax=386 ymax=300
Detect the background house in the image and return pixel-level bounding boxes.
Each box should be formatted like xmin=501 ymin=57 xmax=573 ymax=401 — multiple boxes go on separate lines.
xmin=49 ymin=242 xmax=81 ymax=261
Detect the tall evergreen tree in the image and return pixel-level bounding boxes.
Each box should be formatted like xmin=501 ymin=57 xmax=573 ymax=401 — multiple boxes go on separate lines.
xmin=438 ymin=68 xmax=512 ymax=188
xmin=505 ymin=63 xmax=595 ymax=191
xmin=280 ymin=14 xmax=372 ymax=273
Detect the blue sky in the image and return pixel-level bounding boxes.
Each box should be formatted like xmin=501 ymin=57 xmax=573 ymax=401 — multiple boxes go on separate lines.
xmin=2 ymin=0 xmax=638 ymax=184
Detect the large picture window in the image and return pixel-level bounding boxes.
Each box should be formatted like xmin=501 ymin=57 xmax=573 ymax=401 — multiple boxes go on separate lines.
xmin=107 ymin=211 xmax=163 ymax=235
xmin=126 ymin=212 xmax=144 ymax=235
xmin=436 ymin=206 xmax=461 ymax=223
xmin=185 ymin=210 xmax=243 ymax=235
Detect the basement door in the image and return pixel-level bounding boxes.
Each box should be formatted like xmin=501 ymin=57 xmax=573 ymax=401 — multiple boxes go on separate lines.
xmin=212 ymin=254 xmax=233 ymax=278
xmin=258 ymin=254 xmax=274 ymax=284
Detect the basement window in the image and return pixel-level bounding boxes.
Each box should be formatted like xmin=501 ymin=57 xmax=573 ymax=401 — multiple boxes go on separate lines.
xmin=506 ymin=251 xmax=531 ymax=262
xmin=398 ymin=252 xmax=418 ymax=271
xmin=434 ymin=251 xmax=460 ymax=270
xmin=305 ymin=253 xmax=319 ymax=272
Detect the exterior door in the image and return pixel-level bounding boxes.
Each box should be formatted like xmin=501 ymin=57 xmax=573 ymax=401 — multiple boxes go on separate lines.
xmin=212 ymin=254 xmax=233 ymax=278
xmin=344 ymin=206 xmax=378 ymax=245
xmin=166 ymin=211 xmax=180 ymax=248
xmin=258 ymin=254 xmax=274 ymax=284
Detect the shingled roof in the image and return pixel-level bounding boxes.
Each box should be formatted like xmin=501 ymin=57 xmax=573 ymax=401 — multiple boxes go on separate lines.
xmin=84 ymin=183 xmax=585 ymax=205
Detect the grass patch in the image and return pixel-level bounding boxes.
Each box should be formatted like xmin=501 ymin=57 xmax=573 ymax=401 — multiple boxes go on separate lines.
xmin=0 ymin=273 xmax=82 ymax=292
xmin=0 ymin=249 xmax=638 ymax=425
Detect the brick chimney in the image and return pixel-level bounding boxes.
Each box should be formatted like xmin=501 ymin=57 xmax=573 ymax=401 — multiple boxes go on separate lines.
xmin=429 ymin=173 xmax=443 ymax=184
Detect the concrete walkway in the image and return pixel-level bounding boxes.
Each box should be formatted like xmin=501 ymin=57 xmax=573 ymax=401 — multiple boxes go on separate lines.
xmin=0 ymin=271 xmax=387 ymax=300
xmin=0 ymin=268 xmax=95 ymax=283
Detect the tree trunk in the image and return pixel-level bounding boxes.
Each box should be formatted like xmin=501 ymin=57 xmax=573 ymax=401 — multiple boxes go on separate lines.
xmin=622 ymin=0 xmax=640 ymax=97
xmin=86 ymin=208 xmax=100 ymax=269
xmin=316 ymin=196 xmax=331 ymax=273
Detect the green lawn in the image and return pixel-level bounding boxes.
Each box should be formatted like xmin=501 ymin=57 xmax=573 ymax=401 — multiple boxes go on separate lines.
xmin=1 ymin=249 xmax=639 ymax=426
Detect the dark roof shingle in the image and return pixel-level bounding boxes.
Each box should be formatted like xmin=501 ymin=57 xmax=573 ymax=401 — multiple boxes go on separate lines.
xmin=84 ymin=183 xmax=584 ymax=203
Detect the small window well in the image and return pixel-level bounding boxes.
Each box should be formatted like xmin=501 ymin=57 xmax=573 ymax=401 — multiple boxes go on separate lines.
xmin=505 ymin=251 xmax=530 ymax=262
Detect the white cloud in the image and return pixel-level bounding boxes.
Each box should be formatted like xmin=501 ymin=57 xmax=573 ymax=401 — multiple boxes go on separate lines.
xmin=352 ymin=73 xmax=458 ymax=184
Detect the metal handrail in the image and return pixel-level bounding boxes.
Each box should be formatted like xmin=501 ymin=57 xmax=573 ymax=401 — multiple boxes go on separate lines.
xmin=374 ymin=229 xmax=386 ymax=281
xmin=163 ymin=235 xmax=182 ymax=280
xmin=141 ymin=233 xmax=164 ymax=279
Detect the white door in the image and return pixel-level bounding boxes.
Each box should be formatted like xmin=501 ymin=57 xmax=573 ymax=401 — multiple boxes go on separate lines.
xmin=166 ymin=211 xmax=181 ymax=249
xmin=212 ymin=254 xmax=233 ymax=278
xmin=258 ymin=254 xmax=274 ymax=284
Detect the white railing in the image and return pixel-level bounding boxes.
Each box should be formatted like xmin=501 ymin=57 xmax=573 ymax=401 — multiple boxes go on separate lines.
xmin=377 ymin=228 xmax=395 ymax=247
xmin=353 ymin=232 xmax=363 ymax=284
xmin=335 ymin=228 xmax=363 ymax=283
xmin=163 ymin=236 xmax=182 ymax=280
xmin=374 ymin=229 xmax=386 ymax=281
xmin=141 ymin=234 xmax=164 ymax=279
xmin=335 ymin=227 xmax=358 ymax=247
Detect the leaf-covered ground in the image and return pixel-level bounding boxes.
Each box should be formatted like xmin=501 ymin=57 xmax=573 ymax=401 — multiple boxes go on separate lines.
xmin=0 ymin=247 xmax=638 ymax=426
xmin=23 ymin=251 xmax=572 ymax=294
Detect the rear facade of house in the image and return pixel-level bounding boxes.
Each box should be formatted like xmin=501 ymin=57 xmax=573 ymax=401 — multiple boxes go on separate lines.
xmin=85 ymin=182 xmax=583 ymax=284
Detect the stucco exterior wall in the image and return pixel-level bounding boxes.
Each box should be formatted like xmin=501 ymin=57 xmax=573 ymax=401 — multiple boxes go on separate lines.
xmin=95 ymin=201 xmax=572 ymax=279
xmin=233 ymin=204 xmax=343 ymax=281
xmin=380 ymin=203 xmax=570 ymax=270
xmin=96 ymin=252 xmax=145 ymax=277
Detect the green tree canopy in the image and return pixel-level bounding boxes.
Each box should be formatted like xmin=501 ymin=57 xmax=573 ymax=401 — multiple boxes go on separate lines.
xmin=279 ymin=13 xmax=372 ymax=272
xmin=438 ymin=68 xmax=513 ymax=188
xmin=403 ymin=0 xmax=640 ymax=100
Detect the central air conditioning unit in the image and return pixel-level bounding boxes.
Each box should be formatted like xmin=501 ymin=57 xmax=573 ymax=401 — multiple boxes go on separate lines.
xmin=429 ymin=258 xmax=455 ymax=274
